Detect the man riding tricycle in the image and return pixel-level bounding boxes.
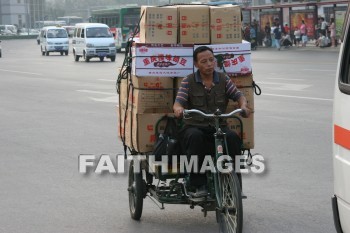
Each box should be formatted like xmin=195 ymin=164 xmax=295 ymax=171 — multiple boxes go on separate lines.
xmin=121 ymin=46 xmax=252 ymax=233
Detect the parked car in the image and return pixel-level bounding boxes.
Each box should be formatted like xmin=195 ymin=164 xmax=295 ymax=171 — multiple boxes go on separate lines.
xmin=0 ymin=25 xmax=17 ymax=35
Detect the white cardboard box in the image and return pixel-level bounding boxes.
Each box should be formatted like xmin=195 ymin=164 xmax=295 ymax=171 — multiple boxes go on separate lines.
xmin=194 ymin=42 xmax=251 ymax=75
xmin=132 ymin=43 xmax=194 ymax=77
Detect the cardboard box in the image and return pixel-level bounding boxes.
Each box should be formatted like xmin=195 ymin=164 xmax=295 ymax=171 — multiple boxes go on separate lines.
xmin=194 ymin=42 xmax=251 ymax=75
xmin=132 ymin=43 xmax=194 ymax=77
xmin=121 ymin=111 xmax=170 ymax=152
xmin=174 ymin=77 xmax=184 ymax=89
xmin=230 ymin=74 xmax=254 ymax=88
xmin=117 ymin=106 xmax=132 ymax=147
xmin=226 ymin=113 xmax=254 ymax=149
xmin=210 ymin=5 xmax=242 ymax=44
xmin=131 ymin=75 xmax=174 ymax=89
xmin=131 ymin=113 xmax=171 ymax=152
xmin=226 ymin=86 xmax=254 ymax=112
xmin=178 ymin=5 xmax=210 ymax=44
xmin=120 ymin=88 xmax=174 ymax=113
xmin=118 ymin=76 xmax=129 ymax=112
xmin=139 ymin=6 xmax=178 ymax=43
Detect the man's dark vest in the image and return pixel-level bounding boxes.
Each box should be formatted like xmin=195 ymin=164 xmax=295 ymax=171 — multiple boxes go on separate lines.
xmin=184 ymin=72 xmax=228 ymax=127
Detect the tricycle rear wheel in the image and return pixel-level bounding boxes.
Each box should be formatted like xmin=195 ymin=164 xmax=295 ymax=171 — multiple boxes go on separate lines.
xmin=128 ymin=160 xmax=144 ymax=220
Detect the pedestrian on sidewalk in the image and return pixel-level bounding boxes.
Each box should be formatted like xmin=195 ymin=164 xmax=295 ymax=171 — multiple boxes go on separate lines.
xmin=281 ymin=33 xmax=292 ymax=48
xmin=294 ymin=27 xmax=301 ymax=47
xmin=320 ymin=17 xmax=328 ymax=36
xmin=300 ymin=20 xmax=306 ymax=39
xmin=329 ymin=18 xmax=336 ymax=47
xmin=273 ymin=23 xmax=282 ymax=50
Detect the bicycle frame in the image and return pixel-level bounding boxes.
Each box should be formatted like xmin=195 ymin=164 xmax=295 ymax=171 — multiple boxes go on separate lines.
xmin=183 ymin=109 xmax=243 ymax=208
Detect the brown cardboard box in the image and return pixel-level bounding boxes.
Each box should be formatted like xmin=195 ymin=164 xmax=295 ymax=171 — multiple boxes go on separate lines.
xmin=210 ymin=5 xmax=242 ymax=44
xmin=118 ymin=108 xmax=172 ymax=152
xmin=174 ymin=77 xmax=184 ymax=89
xmin=227 ymin=113 xmax=254 ymax=149
xmin=120 ymin=88 xmax=174 ymax=113
xmin=226 ymin=86 xmax=254 ymax=112
xmin=131 ymin=75 xmax=174 ymax=89
xmin=117 ymin=106 xmax=132 ymax=147
xmin=140 ymin=6 xmax=178 ymax=43
xmin=119 ymin=74 xmax=174 ymax=113
xmin=127 ymin=112 xmax=171 ymax=152
xmin=178 ymin=5 xmax=210 ymax=44
xmin=119 ymin=79 xmax=129 ymax=115
xmin=230 ymin=74 xmax=254 ymax=88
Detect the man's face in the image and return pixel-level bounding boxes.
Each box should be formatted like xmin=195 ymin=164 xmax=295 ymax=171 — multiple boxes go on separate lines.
xmin=194 ymin=50 xmax=215 ymax=77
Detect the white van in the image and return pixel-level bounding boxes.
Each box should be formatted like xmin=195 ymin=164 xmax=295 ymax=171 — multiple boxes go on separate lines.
xmin=332 ymin=7 xmax=350 ymax=233
xmin=72 ymin=23 xmax=116 ymax=62
xmin=39 ymin=26 xmax=69 ymax=56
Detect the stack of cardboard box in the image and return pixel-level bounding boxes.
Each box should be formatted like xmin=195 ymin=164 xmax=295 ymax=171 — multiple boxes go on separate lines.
xmin=118 ymin=4 xmax=256 ymax=152
xmin=118 ymin=73 xmax=174 ymax=152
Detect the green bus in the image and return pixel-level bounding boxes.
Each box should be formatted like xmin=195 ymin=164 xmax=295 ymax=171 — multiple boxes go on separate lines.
xmin=90 ymin=6 xmax=141 ymax=52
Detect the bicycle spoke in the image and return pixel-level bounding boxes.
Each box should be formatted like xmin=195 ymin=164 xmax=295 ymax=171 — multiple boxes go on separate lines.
xmin=220 ymin=173 xmax=240 ymax=233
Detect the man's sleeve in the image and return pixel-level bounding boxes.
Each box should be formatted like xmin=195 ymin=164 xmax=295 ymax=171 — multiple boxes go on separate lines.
xmin=175 ymin=76 xmax=189 ymax=107
xmin=225 ymin=76 xmax=243 ymax=102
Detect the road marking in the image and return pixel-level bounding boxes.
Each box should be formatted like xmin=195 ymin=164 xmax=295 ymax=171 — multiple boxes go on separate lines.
xmin=258 ymin=82 xmax=311 ymax=91
xmin=89 ymin=96 xmax=118 ymax=103
xmin=0 ymin=69 xmax=42 ymax=76
xmin=76 ymin=90 xmax=116 ymax=95
xmin=98 ymin=79 xmax=115 ymax=82
xmin=303 ymin=68 xmax=335 ymax=72
xmin=267 ymin=78 xmax=303 ymax=81
xmin=263 ymin=93 xmax=333 ymax=101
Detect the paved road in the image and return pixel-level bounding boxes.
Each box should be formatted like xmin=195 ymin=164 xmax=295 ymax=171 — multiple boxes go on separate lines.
xmin=0 ymin=39 xmax=339 ymax=233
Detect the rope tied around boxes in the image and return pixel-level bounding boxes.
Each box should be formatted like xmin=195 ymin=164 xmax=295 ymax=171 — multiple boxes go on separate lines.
xmin=116 ymin=9 xmax=146 ymax=158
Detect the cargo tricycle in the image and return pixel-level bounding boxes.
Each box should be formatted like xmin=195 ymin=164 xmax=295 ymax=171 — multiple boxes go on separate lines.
xmin=127 ymin=108 xmax=245 ymax=233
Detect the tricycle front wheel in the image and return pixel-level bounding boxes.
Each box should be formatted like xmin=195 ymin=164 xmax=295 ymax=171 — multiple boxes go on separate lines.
xmin=217 ymin=171 xmax=243 ymax=233
xmin=128 ymin=160 xmax=144 ymax=220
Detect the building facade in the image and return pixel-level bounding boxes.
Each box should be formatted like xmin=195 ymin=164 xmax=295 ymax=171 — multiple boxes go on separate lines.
xmin=0 ymin=0 xmax=45 ymax=28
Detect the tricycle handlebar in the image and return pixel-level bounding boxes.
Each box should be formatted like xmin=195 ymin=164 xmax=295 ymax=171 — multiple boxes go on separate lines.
xmin=183 ymin=109 xmax=243 ymax=119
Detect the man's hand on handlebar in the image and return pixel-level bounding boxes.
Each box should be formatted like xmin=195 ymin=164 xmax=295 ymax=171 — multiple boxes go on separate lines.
xmin=240 ymin=105 xmax=251 ymax=118
xmin=173 ymin=102 xmax=184 ymax=118
xmin=238 ymin=96 xmax=251 ymax=118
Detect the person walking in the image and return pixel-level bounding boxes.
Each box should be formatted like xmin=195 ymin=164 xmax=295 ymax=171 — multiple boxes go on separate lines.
xmin=320 ymin=17 xmax=328 ymax=36
xmin=264 ymin=22 xmax=272 ymax=47
xmin=300 ymin=20 xmax=306 ymax=38
xmin=329 ymin=18 xmax=336 ymax=47
xmin=284 ymin=23 xmax=290 ymax=35
xmin=250 ymin=25 xmax=257 ymax=50
xmin=273 ymin=23 xmax=282 ymax=50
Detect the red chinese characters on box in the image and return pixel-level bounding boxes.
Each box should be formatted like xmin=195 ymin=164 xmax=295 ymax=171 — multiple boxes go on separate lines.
xmin=132 ymin=43 xmax=193 ymax=77
xmin=194 ymin=42 xmax=252 ymax=75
